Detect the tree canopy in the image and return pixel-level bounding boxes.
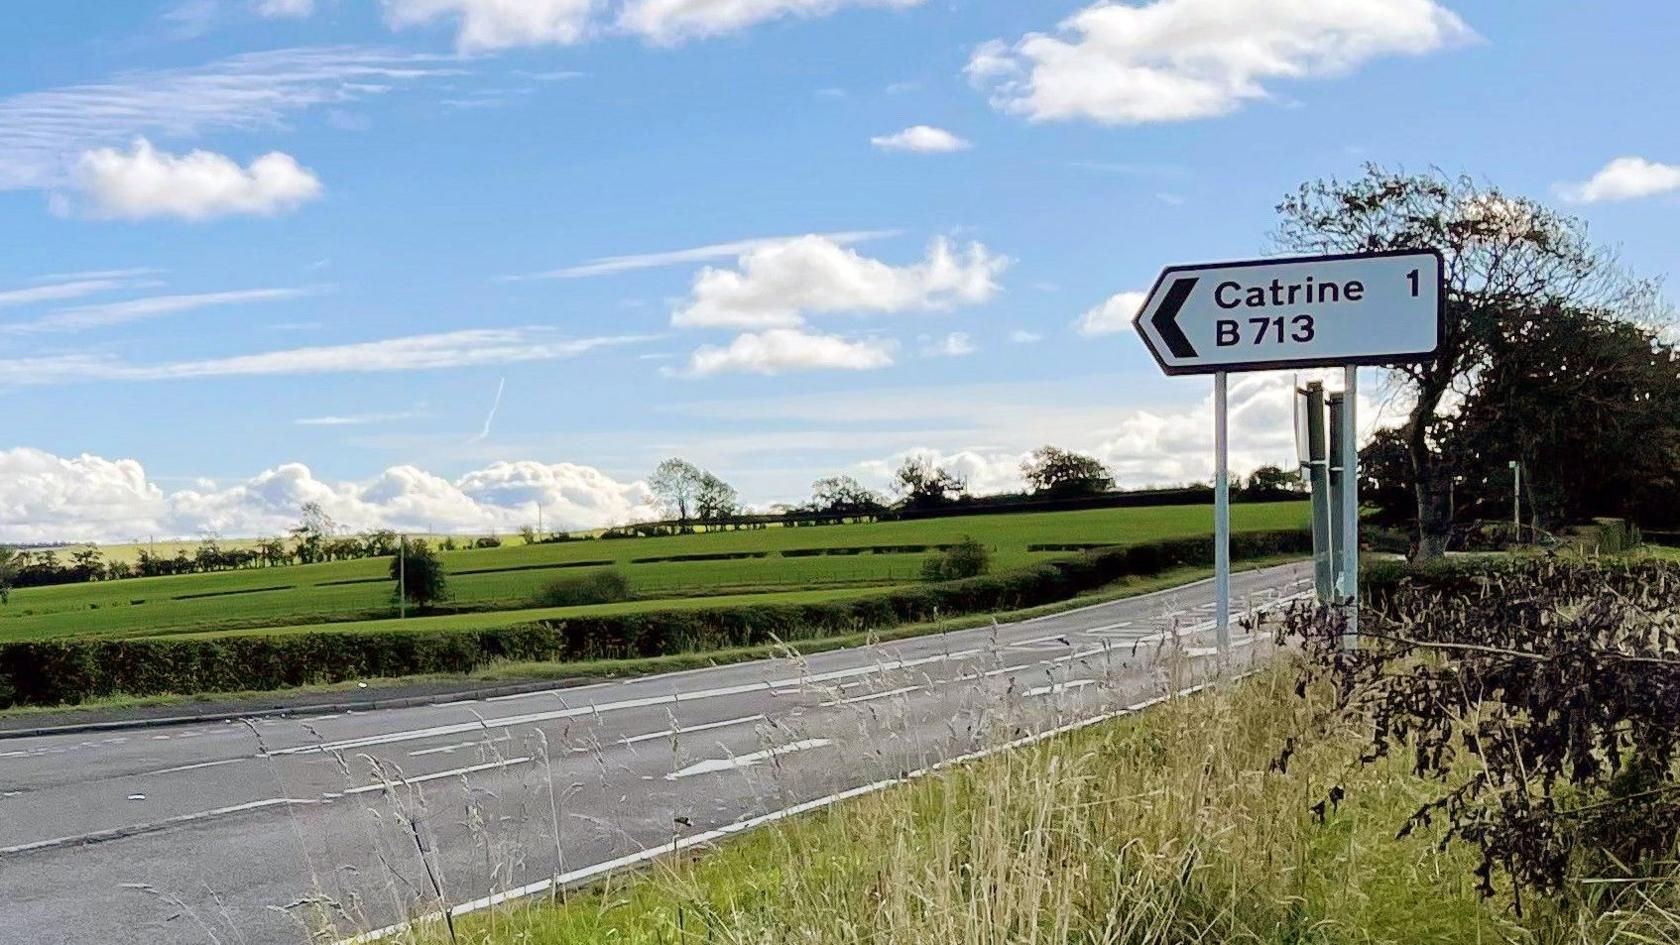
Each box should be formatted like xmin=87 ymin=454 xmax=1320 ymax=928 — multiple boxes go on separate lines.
xmin=1020 ymin=446 xmax=1114 ymax=496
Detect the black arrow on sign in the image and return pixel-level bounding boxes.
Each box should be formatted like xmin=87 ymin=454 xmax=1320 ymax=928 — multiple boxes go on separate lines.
xmin=1151 ymin=276 xmax=1199 ymax=359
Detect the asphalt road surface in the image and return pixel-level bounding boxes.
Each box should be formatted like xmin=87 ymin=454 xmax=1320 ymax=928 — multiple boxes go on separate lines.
xmin=0 ymin=562 xmax=1312 ymax=945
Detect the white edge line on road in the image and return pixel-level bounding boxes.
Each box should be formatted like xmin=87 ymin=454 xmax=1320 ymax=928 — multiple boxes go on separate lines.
xmin=0 ymin=798 xmax=324 ymax=858
xmin=334 ymin=671 xmax=1263 ymax=945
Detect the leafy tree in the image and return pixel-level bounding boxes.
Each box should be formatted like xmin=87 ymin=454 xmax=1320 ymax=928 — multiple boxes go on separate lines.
xmin=921 ymin=536 xmax=990 ymax=581
xmin=1243 ymin=464 xmax=1304 ymax=495
xmin=649 ymin=458 xmax=706 ymax=524
xmin=0 ymin=546 xmax=16 ymax=604
xmin=69 ymin=545 xmax=106 ymax=582
xmin=291 ymin=502 xmax=339 ymax=564
xmin=363 ymin=530 xmax=399 ymax=557
xmin=1357 ymin=427 xmax=1417 ymax=529
xmin=696 ymin=473 xmax=740 ymax=522
xmin=1020 ymin=446 xmax=1114 ymax=496
xmin=892 ymin=457 xmax=967 ymax=509
xmin=808 ymin=475 xmax=883 ymax=515
xmin=518 ymin=525 xmax=539 ymax=545
xmin=1275 ymin=166 xmax=1643 ymax=559
xmin=1445 ymin=306 xmax=1680 ymax=528
xmin=391 ymin=538 xmax=448 ymax=609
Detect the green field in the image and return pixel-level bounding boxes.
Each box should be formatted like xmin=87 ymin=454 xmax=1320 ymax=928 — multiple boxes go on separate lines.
xmin=0 ymin=502 xmax=1307 ymax=643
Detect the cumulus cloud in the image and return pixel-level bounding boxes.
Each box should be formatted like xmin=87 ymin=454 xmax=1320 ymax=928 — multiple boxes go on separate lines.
xmin=870 ymin=125 xmax=971 ymax=153
xmin=1008 ymin=329 xmax=1043 ymax=343
xmin=1557 ymin=156 xmax=1680 ymax=203
xmin=856 ymin=447 xmax=1028 ymax=497
xmin=672 ymin=235 xmax=1007 ymax=330
xmin=968 ymin=0 xmax=1473 ymax=125
xmin=1073 ymin=290 xmax=1145 ymax=336
xmin=383 ymin=0 xmax=598 ymax=51
xmin=684 ymin=328 xmax=896 ymax=376
xmin=71 ymin=139 xmax=323 ymax=221
xmin=921 ymin=331 xmax=976 ymax=357
xmin=0 ymin=448 xmax=661 ymax=543
xmin=0 ymin=48 xmax=439 ymax=194
xmin=619 ymin=0 xmax=924 ymax=45
xmin=255 ymin=0 xmax=316 ymax=16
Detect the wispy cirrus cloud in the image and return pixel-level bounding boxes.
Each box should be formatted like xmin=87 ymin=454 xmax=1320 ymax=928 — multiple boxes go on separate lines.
xmin=506 ymin=229 xmax=899 ymax=280
xmin=3 ymin=287 xmax=322 ymax=334
xmin=0 ymin=46 xmax=446 ymax=193
xmin=0 ymin=329 xmax=652 ymax=387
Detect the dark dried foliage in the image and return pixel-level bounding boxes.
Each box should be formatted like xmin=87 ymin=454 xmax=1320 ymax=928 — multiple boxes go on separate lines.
xmin=1282 ymin=558 xmax=1680 ymax=908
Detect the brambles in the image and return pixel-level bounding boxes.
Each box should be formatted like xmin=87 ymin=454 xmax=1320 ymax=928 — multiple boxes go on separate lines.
xmin=1281 ymin=557 xmax=1680 ymax=908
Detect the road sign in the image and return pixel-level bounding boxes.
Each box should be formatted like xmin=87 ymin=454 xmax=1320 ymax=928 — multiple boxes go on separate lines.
xmin=1133 ymin=249 xmax=1442 ymax=376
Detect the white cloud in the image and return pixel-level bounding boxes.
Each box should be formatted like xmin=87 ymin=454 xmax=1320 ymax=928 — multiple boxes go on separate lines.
xmin=0 ymin=277 xmax=136 ymax=309
xmin=0 ymin=329 xmax=651 ymax=387
xmin=921 ymin=331 xmax=976 ymax=357
xmin=255 ymin=0 xmax=316 ymax=16
xmin=383 ymin=0 xmax=598 ymax=51
xmin=71 ymin=139 xmax=323 ymax=221
xmin=870 ymin=125 xmax=971 ymax=153
xmin=619 ymin=0 xmax=924 ymax=45
xmin=1073 ymin=290 xmax=1145 ymax=336
xmin=510 ymin=229 xmax=898 ymax=280
xmin=1557 ymin=156 xmax=1680 ymax=203
xmin=969 ymin=0 xmax=1473 ymax=125
xmin=1008 ymin=329 xmax=1043 ymax=343
xmin=294 ymin=409 xmax=430 ymax=426
xmin=0 ymin=448 xmax=661 ymax=543
xmin=672 ymin=235 xmax=1007 ymax=329
xmin=0 ymin=47 xmax=442 ymax=193
xmin=856 ymin=447 xmax=1028 ymax=497
xmin=684 ymin=328 xmax=895 ymax=376
xmin=5 ymin=287 xmax=318 ymax=334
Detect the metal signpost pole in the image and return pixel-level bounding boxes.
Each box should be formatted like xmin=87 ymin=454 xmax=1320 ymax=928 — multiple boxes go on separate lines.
xmin=1326 ymin=390 xmax=1345 ymax=597
xmin=1340 ymin=368 xmax=1359 ymax=650
xmin=399 ymin=533 xmax=407 ymax=621
xmin=1305 ymin=383 xmax=1333 ymax=602
xmin=1214 ymin=371 xmax=1230 ymax=653
xmin=1510 ymin=460 xmax=1521 ymax=540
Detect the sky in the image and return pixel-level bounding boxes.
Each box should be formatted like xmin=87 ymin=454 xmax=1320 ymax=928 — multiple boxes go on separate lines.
xmin=2 ymin=0 xmax=1678 ymax=543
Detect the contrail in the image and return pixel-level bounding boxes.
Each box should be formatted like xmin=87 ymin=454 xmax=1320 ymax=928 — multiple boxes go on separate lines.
xmin=471 ymin=377 xmax=505 ymax=442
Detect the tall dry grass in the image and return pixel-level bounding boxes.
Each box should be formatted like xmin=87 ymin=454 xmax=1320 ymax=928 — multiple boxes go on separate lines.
xmin=410 ymin=664 xmax=1680 ymax=945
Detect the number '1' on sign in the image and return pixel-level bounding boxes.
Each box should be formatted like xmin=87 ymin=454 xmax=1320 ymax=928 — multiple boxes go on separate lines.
xmin=1133 ymin=248 xmax=1443 ymax=376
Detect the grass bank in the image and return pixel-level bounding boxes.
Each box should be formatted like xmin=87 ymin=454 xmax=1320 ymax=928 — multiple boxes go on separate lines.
xmin=424 ymin=664 xmax=1680 ymax=945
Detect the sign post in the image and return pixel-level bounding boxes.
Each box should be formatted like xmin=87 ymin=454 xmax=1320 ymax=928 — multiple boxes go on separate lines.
xmin=1133 ymin=249 xmax=1443 ymax=653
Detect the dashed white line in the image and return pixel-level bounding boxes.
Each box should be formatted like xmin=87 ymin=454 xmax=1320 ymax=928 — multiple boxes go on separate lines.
xmin=665 ymin=739 xmax=833 ymax=780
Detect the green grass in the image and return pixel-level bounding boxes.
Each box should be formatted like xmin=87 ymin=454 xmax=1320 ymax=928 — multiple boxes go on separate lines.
xmin=408 ymin=665 xmax=1680 ymax=945
xmin=0 ymin=556 xmax=1295 ymax=722
xmin=0 ymin=502 xmax=1307 ymax=642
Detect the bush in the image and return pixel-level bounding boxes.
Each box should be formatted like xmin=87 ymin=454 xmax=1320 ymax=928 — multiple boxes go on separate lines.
xmin=532 ymin=569 xmax=633 ymax=608
xmin=391 ymin=539 xmax=448 ymax=609
xmin=921 ymin=536 xmax=990 ymax=581
xmin=0 ymin=527 xmax=1310 ymax=709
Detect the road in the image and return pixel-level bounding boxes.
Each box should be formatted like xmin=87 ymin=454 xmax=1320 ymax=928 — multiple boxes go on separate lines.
xmin=0 ymin=562 xmax=1311 ymax=945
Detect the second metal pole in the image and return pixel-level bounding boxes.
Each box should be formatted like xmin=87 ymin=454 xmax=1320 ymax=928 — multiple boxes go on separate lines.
xmin=1214 ymin=371 xmax=1230 ymax=653
xmin=1339 ymin=367 xmax=1359 ymax=650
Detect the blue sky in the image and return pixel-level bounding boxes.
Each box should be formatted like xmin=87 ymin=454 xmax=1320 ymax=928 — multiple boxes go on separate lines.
xmin=2 ymin=0 xmax=1677 ymax=541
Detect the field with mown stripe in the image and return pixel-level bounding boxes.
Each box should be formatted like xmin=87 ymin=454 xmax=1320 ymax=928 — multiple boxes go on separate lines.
xmin=0 ymin=502 xmax=1308 ymax=642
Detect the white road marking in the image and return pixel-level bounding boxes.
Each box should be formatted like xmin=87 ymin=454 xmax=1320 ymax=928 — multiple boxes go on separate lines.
xmin=409 ymin=736 xmax=514 ymax=758
xmin=1006 ymin=634 xmax=1070 ymax=649
xmin=614 ymin=715 xmax=764 ymax=747
xmin=336 ymin=757 xmax=534 ymax=797
xmin=268 ymin=648 xmax=988 ymax=757
xmin=665 ymin=739 xmax=833 ymax=780
xmin=0 ymin=798 xmax=323 ymax=858
xmin=1025 ymin=680 xmax=1096 ymax=698
xmin=144 ymin=757 xmax=246 ymax=776
xmin=820 ymin=686 xmax=921 ymax=707
xmin=337 ymin=673 xmax=1262 ymax=945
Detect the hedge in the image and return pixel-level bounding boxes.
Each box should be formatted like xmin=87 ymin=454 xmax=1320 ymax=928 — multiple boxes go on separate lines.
xmin=0 ymin=528 xmax=1310 ymax=709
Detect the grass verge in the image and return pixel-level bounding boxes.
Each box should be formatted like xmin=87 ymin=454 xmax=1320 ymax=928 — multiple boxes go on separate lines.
xmin=425 ymin=663 xmax=1680 ymax=945
xmin=0 ymin=555 xmax=1298 ymax=722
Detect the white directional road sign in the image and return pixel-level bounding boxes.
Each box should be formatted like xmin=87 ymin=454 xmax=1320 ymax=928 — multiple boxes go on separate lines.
xmin=1133 ymin=249 xmax=1442 ymax=375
